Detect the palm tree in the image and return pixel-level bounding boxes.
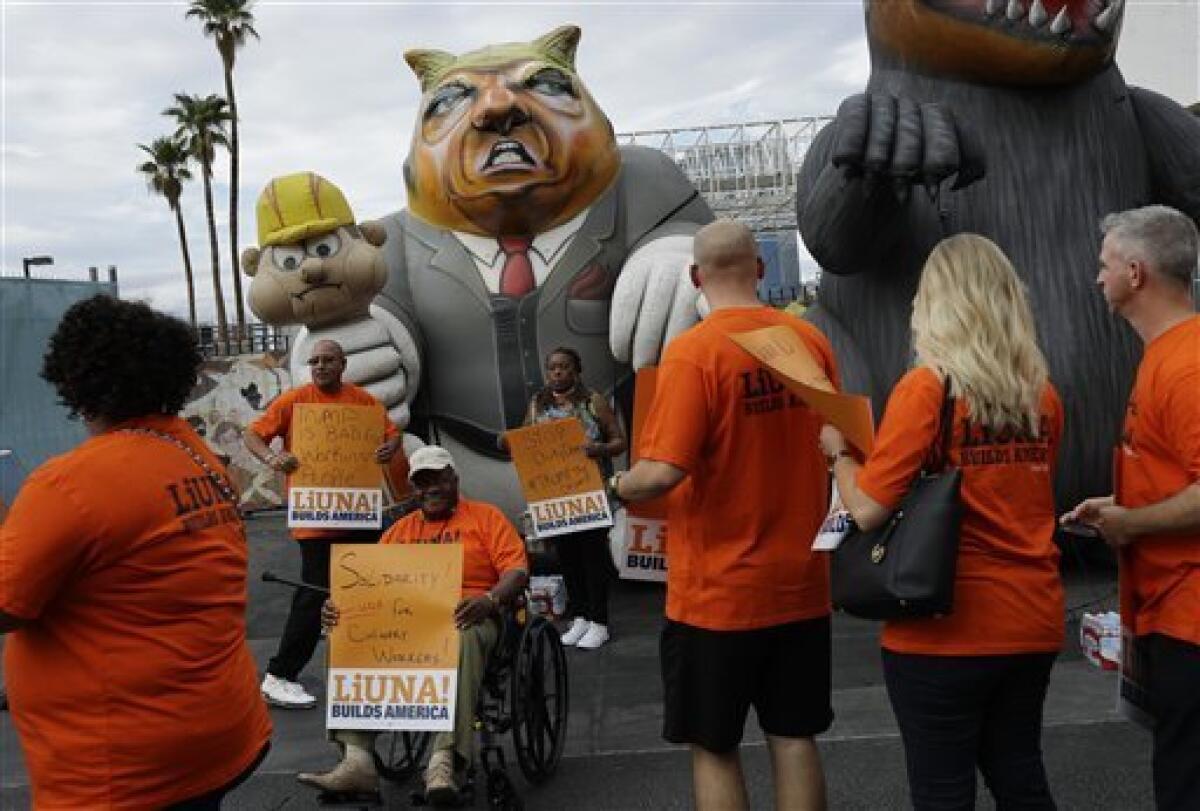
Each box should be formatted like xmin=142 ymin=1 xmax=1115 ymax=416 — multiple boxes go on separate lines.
xmin=165 ymin=92 xmax=232 ymax=336
xmin=137 ymin=135 xmax=199 ymax=328
xmin=186 ymin=0 xmax=259 ymax=336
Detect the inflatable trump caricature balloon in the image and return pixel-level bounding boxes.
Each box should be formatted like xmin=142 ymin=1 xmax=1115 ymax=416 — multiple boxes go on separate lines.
xmin=797 ymin=0 xmax=1200 ymax=509
xmin=248 ymin=26 xmax=713 ymax=516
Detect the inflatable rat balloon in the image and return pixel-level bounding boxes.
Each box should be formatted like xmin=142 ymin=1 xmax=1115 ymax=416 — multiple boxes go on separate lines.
xmin=798 ymin=0 xmax=1200 ymax=509
xmin=369 ymin=24 xmax=713 ymax=516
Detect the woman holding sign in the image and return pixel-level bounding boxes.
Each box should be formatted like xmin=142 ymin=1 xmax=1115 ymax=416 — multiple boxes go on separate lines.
xmin=526 ymin=347 xmax=626 ymax=650
xmin=819 ymin=235 xmax=1065 ymax=811
xmin=0 ymin=296 xmax=271 ymax=809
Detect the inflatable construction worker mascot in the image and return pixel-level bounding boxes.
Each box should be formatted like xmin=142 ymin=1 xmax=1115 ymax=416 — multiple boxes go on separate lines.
xmin=241 ymin=171 xmax=422 ymax=431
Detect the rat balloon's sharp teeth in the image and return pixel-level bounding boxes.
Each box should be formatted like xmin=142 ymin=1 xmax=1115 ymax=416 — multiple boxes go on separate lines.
xmin=1050 ymin=6 xmax=1072 ymax=34
xmin=1028 ymin=0 xmax=1048 ymax=28
xmin=1092 ymin=0 xmax=1124 ymax=34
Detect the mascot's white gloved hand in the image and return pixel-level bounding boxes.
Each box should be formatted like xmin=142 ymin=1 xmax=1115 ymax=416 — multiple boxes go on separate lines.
xmin=290 ymin=304 xmax=422 ymax=430
xmin=610 ymin=233 xmax=700 ymax=370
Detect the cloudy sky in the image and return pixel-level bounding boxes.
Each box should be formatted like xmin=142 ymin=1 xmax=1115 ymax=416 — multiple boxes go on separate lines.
xmin=1 ymin=0 xmax=1196 ymax=321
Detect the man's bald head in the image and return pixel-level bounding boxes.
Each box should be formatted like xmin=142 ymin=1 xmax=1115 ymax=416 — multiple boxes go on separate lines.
xmin=693 ymin=220 xmax=760 ymax=281
xmin=308 ymin=339 xmax=347 ymax=391
xmin=311 ymin=339 xmax=345 ymax=360
xmin=690 ymin=221 xmax=763 ymax=310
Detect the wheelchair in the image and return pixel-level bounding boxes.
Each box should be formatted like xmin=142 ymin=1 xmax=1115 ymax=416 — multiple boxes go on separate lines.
xmin=263 ymin=570 xmax=569 ymax=810
xmin=374 ymin=595 xmax=569 ymax=810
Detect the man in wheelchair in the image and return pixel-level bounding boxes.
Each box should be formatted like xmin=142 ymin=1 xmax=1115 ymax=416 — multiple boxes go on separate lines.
xmin=300 ymin=445 xmax=529 ymax=805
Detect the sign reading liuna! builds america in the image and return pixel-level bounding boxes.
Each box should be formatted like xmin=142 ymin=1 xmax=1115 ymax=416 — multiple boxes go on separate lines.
xmin=328 ymin=544 xmax=462 ymax=731
xmin=288 ymin=403 xmax=385 ymax=529
xmin=505 ymin=418 xmax=613 ymax=538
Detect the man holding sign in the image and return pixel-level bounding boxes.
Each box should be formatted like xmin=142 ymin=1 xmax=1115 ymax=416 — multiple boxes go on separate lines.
xmin=300 ymin=446 xmax=528 ymax=805
xmin=612 ymin=220 xmax=838 ymax=811
xmin=245 ymin=339 xmax=402 ymax=709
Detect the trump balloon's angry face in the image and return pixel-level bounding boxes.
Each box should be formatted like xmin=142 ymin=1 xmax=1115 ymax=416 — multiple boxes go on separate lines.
xmin=402 ymin=25 xmax=621 ymax=237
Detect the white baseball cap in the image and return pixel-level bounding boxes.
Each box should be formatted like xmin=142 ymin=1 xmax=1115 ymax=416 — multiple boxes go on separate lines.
xmin=407 ymin=445 xmax=456 ymax=480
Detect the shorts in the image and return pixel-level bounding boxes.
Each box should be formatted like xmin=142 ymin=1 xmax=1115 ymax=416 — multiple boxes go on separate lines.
xmin=660 ymin=615 xmax=833 ymax=753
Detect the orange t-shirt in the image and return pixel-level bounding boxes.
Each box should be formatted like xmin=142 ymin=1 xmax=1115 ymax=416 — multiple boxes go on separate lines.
xmin=0 ymin=415 xmax=272 ymax=810
xmin=1116 ymin=316 xmax=1200 ymax=645
xmin=381 ymin=498 xmax=528 ymax=598
xmin=639 ymin=307 xmax=837 ymax=631
xmin=249 ymin=381 xmax=399 ymax=540
xmin=856 ymin=367 xmax=1065 ymax=655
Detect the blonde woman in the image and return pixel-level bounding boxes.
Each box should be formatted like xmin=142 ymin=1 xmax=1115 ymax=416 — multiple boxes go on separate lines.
xmin=820 ymin=234 xmax=1065 ymax=811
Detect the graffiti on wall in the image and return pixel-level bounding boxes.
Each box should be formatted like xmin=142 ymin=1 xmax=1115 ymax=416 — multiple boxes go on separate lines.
xmin=182 ymin=352 xmax=292 ymax=511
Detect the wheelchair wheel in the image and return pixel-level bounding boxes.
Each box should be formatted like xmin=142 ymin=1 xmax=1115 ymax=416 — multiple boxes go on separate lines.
xmin=374 ymin=729 xmax=432 ymax=783
xmin=510 ymin=616 xmax=569 ymax=783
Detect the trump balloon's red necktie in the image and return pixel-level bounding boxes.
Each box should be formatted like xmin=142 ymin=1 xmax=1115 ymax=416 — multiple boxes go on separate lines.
xmin=498 ymin=235 xmax=535 ymax=298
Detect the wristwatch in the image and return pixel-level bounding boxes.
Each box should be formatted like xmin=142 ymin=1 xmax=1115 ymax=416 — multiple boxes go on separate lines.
xmin=606 ymin=471 xmax=625 ymax=502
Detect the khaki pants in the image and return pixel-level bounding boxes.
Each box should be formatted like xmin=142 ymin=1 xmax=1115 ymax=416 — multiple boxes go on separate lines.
xmin=335 ymin=617 xmax=500 ymax=765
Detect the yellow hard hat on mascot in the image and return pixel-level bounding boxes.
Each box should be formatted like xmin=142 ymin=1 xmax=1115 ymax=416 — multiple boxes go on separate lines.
xmin=255 ymin=172 xmax=356 ymax=247
xmin=241 ymin=172 xmax=388 ymax=329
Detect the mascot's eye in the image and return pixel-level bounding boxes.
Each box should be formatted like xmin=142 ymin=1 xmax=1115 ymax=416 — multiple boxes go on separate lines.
xmin=271 ymin=246 xmax=305 ymax=272
xmin=526 ymin=68 xmax=575 ymax=98
xmin=425 ymin=83 xmax=471 ymax=119
xmin=305 ymin=233 xmax=342 ymax=259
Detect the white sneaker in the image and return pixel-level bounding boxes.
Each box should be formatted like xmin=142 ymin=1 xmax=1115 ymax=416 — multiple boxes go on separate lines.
xmin=576 ymin=623 xmax=610 ymax=650
xmin=559 ymin=617 xmax=589 ymax=646
xmin=262 ymin=673 xmax=317 ymax=709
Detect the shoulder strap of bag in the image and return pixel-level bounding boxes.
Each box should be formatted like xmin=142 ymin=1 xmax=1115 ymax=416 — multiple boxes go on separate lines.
xmin=119 ymin=427 xmax=238 ymax=506
xmin=924 ymin=375 xmax=956 ymax=474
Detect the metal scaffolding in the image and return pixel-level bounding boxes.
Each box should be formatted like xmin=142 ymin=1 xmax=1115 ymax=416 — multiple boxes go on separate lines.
xmin=617 ymin=117 xmax=834 ymax=235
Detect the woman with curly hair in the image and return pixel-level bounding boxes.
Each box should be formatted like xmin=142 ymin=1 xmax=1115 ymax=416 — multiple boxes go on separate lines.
xmin=526 ymin=346 xmax=626 ymax=650
xmin=820 ymin=234 xmax=1065 ymax=811
xmin=0 ymin=295 xmax=272 ymax=809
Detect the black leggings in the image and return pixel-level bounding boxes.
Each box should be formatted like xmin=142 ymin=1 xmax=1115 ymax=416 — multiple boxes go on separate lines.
xmin=882 ymin=649 xmax=1057 ymax=811
xmin=554 ymin=526 xmax=613 ymax=625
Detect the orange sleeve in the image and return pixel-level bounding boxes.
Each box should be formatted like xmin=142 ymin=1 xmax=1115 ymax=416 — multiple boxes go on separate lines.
xmin=0 ymin=466 xmax=92 ymax=620
xmin=379 ymin=512 xmax=419 ymax=544
xmin=856 ymin=369 xmax=943 ymax=509
xmin=483 ymin=506 xmax=529 ymax=577
xmin=639 ymin=353 xmax=709 ymax=473
xmin=248 ymin=389 xmax=294 ymax=443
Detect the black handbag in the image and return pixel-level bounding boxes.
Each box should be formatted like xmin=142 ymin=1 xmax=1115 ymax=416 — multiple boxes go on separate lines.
xmin=831 ymin=377 xmax=963 ymax=620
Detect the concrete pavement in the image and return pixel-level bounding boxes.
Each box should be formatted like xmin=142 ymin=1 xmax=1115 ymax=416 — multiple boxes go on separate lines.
xmin=0 ymin=511 xmax=1153 ymax=809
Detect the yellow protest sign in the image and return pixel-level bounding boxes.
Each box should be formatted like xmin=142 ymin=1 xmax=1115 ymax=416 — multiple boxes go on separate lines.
xmin=327 ymin=543 xmax=463 ymax=731
xmin=505 ymin=418 xmax=613 ymax=538
xmin=729 ymin=325 xmax=875 ymax=455
xmin=288 ymin=403 xmax=385 ymax=529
